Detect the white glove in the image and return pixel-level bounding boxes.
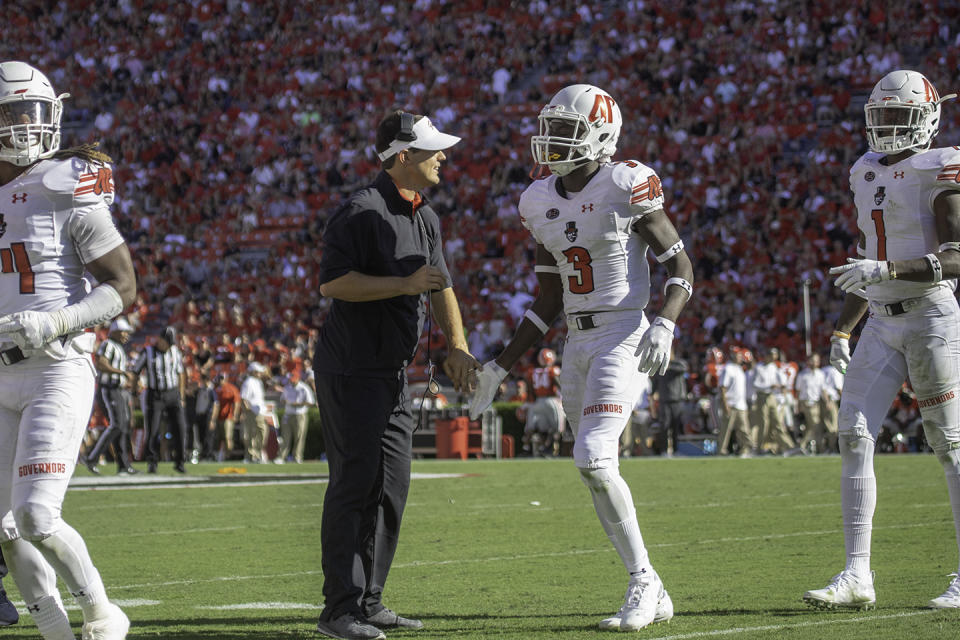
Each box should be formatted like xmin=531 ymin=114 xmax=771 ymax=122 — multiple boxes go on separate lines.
xmin=636 ymin=317 xmax=675 ymax=376
xmin=468 ymin=361 xmax=508 ymax=420
xmin=0 ymin=310 xmax=60 ymax=350
xmin=829 ymin=258 xmax=890 ymax=293
xmin=830 ymin=334 xmax=851 ymax=374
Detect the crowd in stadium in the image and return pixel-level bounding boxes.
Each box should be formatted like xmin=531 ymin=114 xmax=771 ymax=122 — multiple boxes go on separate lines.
xmin=14 ymin=0 xmax=960 ymax=450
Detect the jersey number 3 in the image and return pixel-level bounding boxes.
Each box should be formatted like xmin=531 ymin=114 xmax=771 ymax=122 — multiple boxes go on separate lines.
xmin=0 ymin=243 xmax=36 ymax=294
xmin=562 ymin=246 xmax=595 ymax=294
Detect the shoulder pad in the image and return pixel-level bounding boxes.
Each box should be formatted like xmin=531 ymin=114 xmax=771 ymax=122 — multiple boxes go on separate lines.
xmin=910 ymin=146 xmax=960 ymax=171
xmin=40 ymin=157 xmax=115 ymax=205
xmin=611 ymin=160 xmax=663 ymax=209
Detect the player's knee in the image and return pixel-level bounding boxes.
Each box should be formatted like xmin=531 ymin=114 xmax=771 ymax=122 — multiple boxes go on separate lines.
xmin=577 ymin=461 xmax=615 ymax=492
xmin=935 ymin=442 xmax=960 ymax=468
xmin=837 ymin=403 xmax=866 ymax=433
xmin=13 ymin=502 xmax=60 ymax=541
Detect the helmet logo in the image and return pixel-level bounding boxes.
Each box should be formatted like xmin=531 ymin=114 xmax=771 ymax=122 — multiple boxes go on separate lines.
xmin=589 ymin=94 xmax=617 ymax=124
xmin=923 ymin=77 xmax=939 ymax=102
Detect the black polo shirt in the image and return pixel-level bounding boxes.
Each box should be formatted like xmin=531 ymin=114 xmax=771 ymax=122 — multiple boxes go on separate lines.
xmin=313 ymin=171 xmax=452 ymax=377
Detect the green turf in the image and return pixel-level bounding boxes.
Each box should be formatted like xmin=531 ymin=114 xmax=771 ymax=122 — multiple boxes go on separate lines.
xmin=3 ymin=455 xmax=960 ymax=639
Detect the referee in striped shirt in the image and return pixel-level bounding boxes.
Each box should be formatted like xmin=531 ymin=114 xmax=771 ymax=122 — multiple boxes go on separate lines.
xmin=84 ymin=316 xmax=138 ymax=474
xmin=132 ymin=326 xmax=188 ymax=473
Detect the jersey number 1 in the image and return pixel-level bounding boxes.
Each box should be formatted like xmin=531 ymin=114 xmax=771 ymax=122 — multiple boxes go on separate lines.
xmin=562 ymin=246 xmax=595 ymax=294
xmin=871 ymin=209 xmax=887 ymax=260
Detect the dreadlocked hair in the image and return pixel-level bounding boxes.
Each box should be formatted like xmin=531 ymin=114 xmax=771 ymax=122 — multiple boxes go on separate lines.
xmin=52 ymin=142 xmax=113 ymax=166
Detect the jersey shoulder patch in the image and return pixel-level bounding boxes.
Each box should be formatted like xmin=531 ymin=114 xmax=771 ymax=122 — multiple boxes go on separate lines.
xmin=40 ymin=157 xmax=115 ymax=205
xmin=518 ymin=178 xmax=555 ymax=233
xmin=610 ymin=160 xmax=663 ymax=210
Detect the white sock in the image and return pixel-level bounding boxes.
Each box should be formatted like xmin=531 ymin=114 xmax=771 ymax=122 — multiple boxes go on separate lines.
xmin=587 ymin=472 xmax=651 ymax=575
xmin=842 ymin=475 xmax=876 ymax=577
xmin=26 ymin=593 xmax=76 ymax=640
xmin=940 ymin=450 xmax=960 ymax=575
xmin=30 ymin=524 xmax=110 ymax=621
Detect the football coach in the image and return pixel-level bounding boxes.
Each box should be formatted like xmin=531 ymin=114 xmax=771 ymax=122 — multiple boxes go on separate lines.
xmin=313 ymin=111 xmax=478 ymax=640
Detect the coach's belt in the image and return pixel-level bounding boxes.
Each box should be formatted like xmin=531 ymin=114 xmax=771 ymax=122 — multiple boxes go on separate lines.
xmin=872 ymin=296 xmax=925 ymax=317
xmin=0 ymin=345 xmax=26 ymax=366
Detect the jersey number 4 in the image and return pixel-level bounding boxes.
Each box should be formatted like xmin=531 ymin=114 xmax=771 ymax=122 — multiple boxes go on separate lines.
xmin=562 ymin=246 xmax=595 ymax=294
xmin=0 ymin=243 xmax=36 ymax=294
xmin=871 ymin=209 xmax=887 ymax=260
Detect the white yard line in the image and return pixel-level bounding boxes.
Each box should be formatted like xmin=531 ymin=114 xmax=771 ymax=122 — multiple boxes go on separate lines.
xmin=644 ymin=609 xmax=937 ymax=640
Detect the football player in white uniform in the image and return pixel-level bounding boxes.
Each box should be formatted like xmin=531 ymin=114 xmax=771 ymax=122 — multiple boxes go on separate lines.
xmin=0 ymin=62 xmax=135 ymax=639
xmin=804 ymin=70 xmax=960 ymax=611
xmin=469 ymin=84 xmax=694 ymax=631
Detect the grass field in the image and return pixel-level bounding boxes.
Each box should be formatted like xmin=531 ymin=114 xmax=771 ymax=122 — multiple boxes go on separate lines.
xmin=3 ymin=454 xmax=960 ymax=639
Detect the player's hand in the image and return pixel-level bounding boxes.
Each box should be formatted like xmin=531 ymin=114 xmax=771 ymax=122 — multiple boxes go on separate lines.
xmin=0 ymin=310 xmax=60 ymax=350
xmin=829 ymin=334 xmax=851 ymax=374
xmin=405 ymin=265 xmax=446 ymax=295
xmin=829 ymin=258 xmax=890 ymax=293
xmin=468 ymin=360 xmax=507 ymax=420
xmin=443 ymin=347 xmax=480 ymax=392
xmin=635 ymin=317 xmax=675 ymax=376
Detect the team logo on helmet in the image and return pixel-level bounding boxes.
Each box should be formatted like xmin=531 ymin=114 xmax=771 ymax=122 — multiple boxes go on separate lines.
xmin=546 ymin=208 xmax=559 ymax=220
xmin=564 ymin=221 xmax=578 ymax=242
xmin=874 ymin=186 xmax=886 ymax=205
xmin=0 ymin=214 xmax=5 ymax=238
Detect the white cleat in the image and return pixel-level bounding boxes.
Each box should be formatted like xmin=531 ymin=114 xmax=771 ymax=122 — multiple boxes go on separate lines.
xmin=599 ymin=585 xmax=673 ymax=631
xmin=81 ymin=603 xmax=129 ymax=640
xmin=803 ymin=570 xmax=875 ymax=610
xmin=598 ymin=569 xmax=668 ymax=632
xmin=929 ymin=573 xmax=960 ymax=609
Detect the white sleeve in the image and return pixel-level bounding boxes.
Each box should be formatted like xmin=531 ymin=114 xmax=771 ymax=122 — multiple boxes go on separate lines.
xmin=69 ymin=204 xmax=125 ymax=265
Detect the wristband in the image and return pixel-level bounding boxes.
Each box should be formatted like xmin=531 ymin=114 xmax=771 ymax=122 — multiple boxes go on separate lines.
xmin=925 ymin=253 xmax=943 ymax=283
xmin=939 ymin=242 xmax=960 ymax=253
xmin=663 ymin=277 xmax=693 ymax=301
xmin=524 ymin=309 xmax=549 ymax=334
xmin=534 ymin=264 xmax=560 ymax=274
xmin=832 ymin=330 xmax=851 ymax=340
xmin=652 ymin=316 xmax=676 ymax=333
xmin=655 ymin=240 xmax=684 ymax=263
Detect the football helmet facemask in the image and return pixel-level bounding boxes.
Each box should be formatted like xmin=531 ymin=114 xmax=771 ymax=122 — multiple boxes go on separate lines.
xmin=0 ymin=61 xmax=69 ymax=166
xmin=864 ymin=69 xmax=956 ymax=154
xmin=537 ymin=347 xmax=556 ymax=367
xmin=531 ymin=84 xmax=622 ymax=176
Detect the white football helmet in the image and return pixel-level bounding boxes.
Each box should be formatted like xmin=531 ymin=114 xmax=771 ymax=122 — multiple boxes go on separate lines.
xmin=864 ymin=69 xmax=956 ymax=154
xmin=0 ymin=61 xmax=69 ymax=166
xmin=531 ymin=84 xmax=622 ymax=176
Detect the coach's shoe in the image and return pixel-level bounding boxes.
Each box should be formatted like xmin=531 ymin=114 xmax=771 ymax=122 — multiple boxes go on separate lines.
xmin=81 ymin=602 xmax=129 ymax=639
xmin=173 ymin=462 xmax=186 ymax=474
xmin=317 ymin=613 xmax=385 ymax=640
xmin=0 ymin=586 xmax=18 ymax=627
xmin=599 ymin=583 xmax=673 ymax=630
xmin=365 ymin=606 xmax=424 ymax=630
xmin=929 ymin=573 xmax=960 ymax=608
xmin=604 ymin=569 xmax=664 ymax=631
xmin=803 ymin=570 xmax=875 ymax=610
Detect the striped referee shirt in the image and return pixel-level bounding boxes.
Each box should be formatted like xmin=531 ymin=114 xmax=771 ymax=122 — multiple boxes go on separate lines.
xmin=132 ymin=345 xmax=184 ymax=392
xmin=96 ymin=338 xmax=128 ymax=388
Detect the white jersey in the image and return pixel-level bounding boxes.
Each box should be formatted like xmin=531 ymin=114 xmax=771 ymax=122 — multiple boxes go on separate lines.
xmin=0 ymin=157 xmax=124 ymax=355
xmin=850 ymin=146 xmax=960 ymax=303
xmin=518 ymin=161 xmax=664 ymax=314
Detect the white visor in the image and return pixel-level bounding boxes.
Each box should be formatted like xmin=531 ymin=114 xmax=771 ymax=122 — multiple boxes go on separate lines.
xmin=377 ymin=117 xmax=461 ymax=161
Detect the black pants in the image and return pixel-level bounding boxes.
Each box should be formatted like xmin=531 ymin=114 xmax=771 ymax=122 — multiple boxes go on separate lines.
xmin=89 ymin=386 xmax=133 ymax=470
xmin=145 ymin=389 xmax=188 ymax=465
xmin=315 ymin=371 xmax=413 ymax=621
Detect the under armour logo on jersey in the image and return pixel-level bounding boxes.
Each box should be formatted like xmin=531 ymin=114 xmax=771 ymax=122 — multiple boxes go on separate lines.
xmin=581 ymin=203 xmax=594 ymax=213
xmin=894 ymin=171 xmax=905 ymax=179
xmin=11 ymin=193 xmax=26 ymax=203
xmin=874 ymin=186 xmax=886 ymax=205
xmin=564 ymin=221 xmax=578 ymax=242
